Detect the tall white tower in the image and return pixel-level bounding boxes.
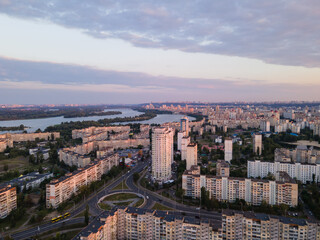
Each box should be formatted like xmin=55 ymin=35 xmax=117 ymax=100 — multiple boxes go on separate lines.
xmin=224 ymin=138 xmax=233 ymax=162
xmin=152 ymin=127 xmax=174 ymax=182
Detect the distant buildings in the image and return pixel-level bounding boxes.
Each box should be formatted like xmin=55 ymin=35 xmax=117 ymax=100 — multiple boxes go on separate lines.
xmin=186 ymin=143 xmax=197 ymax=170
xmin=74 ymin=207 xmax=222 ymax=240
xmin=0 ymin=185 xmax=17 ymax=219
xmin=275 ymin=146 xmax=320 ymax=164
xmin=224 ymin=138 xmax=232 ymax=162
xmin=182 ymin=166 xmax=298 ymax=207
xmin=253 ymin=133 xmax=262 ymax=155
xmin=0 ymin=132 xmax=60 ymax=152
xmin=151 ymin=127 xmax=174 ymax=183
xmin=46 ymin=153 xmax=118 ymax=208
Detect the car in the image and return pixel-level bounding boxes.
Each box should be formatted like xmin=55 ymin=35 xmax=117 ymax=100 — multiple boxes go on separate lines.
xmin=196 ymin=207 xmax=200 ymax=210
xmin=146 ymin=196 xmax=149 ymax=199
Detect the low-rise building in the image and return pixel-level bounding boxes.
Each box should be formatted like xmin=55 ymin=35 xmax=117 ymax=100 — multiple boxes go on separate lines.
xmin=216 ymin=160 xmax=230 ymax=177
xmin=6 ymin=172 xmax=53 ymax=191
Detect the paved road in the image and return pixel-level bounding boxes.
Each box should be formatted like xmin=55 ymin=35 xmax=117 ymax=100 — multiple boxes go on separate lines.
xmin=11 ymin=217 xmax=85 ymax=240
xmin=11 ymin=161 xmax=149 ymax=240
xmin=12 ymin=158 xmax=222 ymax=239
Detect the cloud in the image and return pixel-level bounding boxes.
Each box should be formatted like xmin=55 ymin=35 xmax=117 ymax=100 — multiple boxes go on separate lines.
xmin=0 ymin=57 xmax=319 ymax=104
xmin=0 ymin=1 xmax=320 ymax=67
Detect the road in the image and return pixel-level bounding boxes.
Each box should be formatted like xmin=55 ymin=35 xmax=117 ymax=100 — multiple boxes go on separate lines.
xmin=12 ymin=158 xmax=222 ymax=239
xmin=11 ymin=160 xmax=149 ymax=240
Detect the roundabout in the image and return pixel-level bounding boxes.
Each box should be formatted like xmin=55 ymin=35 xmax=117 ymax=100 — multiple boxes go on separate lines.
xmin=97 ymin=192 xmax=146 ymax=210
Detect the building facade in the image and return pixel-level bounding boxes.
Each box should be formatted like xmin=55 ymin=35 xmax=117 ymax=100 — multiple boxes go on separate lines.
xmin=248 ymin=160 xmax=320 ymax=184
xmin=253 ymin=133 xmax=262 ymax=155
xmin=224 ymin=138 xmax=232 ymax=162
xmin=0 ymin=185 xmax=17 ymax=219
xmin=182 ymin=167 xmax=298 ymax=207
xmin=74 ymin=207 xmax=222 ymax=240
xmin=152 ymin=127 xmax=174 ymax=183
xmin=46 ymin=154 xmax=118 ymax=208
xmin=186 ymin=143 xmax=198 ymax=170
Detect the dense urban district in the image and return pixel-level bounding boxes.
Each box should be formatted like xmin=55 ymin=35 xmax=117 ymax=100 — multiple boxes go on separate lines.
xmin=1 ymin=102 xmax=320 ymax=239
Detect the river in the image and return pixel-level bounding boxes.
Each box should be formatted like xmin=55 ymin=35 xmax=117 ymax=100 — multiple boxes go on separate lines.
xmin=0 ymin=108 xmax=195 ymax=133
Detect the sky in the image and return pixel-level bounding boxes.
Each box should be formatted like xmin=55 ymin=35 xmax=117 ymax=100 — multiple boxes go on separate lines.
xmin=0 ymin=0 xmax=320 ymax=104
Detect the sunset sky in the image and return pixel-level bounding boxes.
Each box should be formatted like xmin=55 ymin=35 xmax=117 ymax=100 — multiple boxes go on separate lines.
xmin=0 ymin=0 xmax=320 ymax=104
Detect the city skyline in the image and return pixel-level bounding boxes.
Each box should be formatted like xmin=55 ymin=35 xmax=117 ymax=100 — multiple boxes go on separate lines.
xmin=0 ymin=1 xmax=320 ymax=104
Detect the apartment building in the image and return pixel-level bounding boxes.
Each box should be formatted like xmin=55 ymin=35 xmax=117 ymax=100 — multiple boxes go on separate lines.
xmin=253 ymin=133 xmax=262 ymax=155
xmin=275 ymin=146 xmax=320 ymax=164
xmin=224 ymin=138 xmax=233 ymax=162
xmin=73 ymin=207 xmax=222 ymax=240
xmin=46 ymin=153 xmax=118 ymax=208
xmin=182 ymin=167 xmax=298 ymax=207
xmin=248 ymin=160 xmax=320 ymax=184
xmin=180 ymin=116 xmax=189 ymax=136
xmin=72 ymin=126 xmax=130 ymax=143
xmin=222 ymin=210 xmax=320 ymax=240
xmin=181 ymin=136 xmax=191 ymax=161
xmin=0 ymin=185 xmax=17 ymax=219
xmin=152 ymin=127 xmax=174 ymax=183
xmin=186 ymin=143 xmax=198 ymax=170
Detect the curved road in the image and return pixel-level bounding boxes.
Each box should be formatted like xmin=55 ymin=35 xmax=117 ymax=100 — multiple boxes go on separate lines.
xmin=12 ymin=159 xmax=222 ymax=239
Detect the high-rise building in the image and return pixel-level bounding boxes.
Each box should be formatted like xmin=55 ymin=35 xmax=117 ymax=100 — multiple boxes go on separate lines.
xmin=0 ymin=185 xmax=17 ymax=219
xmin=177 ymin=131 xmax=184 ymax=151
xmin=180 ymin=116 xmax=189 ymax=136
xmin=224 ymin=138 xmax=232 ymax=162
xmin=253 ymin=133 xmax=262 ymax=155
xmin=152 ymin=127 xmax=174 ymax=183
xmin=181 ymin=136 xmax=191 ymax=160
xmin=186 ymin=143 xmax=197 ymax=170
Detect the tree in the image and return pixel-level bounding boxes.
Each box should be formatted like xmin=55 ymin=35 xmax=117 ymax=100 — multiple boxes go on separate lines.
xmin=133 ymin=172 xmax=140 ymax=182
xmin=3 ymin=164 xmax=9 ymax=171
xmin=85 ymin=205 xmax=89 ymax=225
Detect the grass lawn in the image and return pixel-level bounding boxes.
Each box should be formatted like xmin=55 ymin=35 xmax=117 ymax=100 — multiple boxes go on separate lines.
xmin=0 ymin=212 xmax=29 ymax=231
xmin=98 ymin=202 xmax=112 ymax=210
xmin=116 ymin=200 xmax=134 ymax=206
xmin=104 ymin=193 xmax=137 ymax=201
xmin=111 ymin=180 xmax=129 ymax=190
xmin=152 ymin=203 xmax=173 ymax=211
xmin=133 ymin=198 xmax=144 ymax=207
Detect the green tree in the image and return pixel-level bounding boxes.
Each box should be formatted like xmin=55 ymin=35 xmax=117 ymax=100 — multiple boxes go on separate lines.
xmin=85 ymin=205 xmax=89 ymax=225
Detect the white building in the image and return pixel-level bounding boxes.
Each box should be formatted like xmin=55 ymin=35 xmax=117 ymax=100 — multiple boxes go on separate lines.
xmin=186 ymin=143 xmax=197 ymax=170
xmin=152 ymin=127 xmax=174 ymax=183
xmin=247 ymin=160 xmax=320 ymax=184
xmin=224 ymin=138 xmax=233 ymax=162
xmin=260 ymin=120 xmax=270 ymax=132
xmin=177 ymin=131 xmax=184 ymax=151
xmin=253 ymin=134 xmax=262 ymax=155
xmin=181 ymin=136 xmax=191 ymax=161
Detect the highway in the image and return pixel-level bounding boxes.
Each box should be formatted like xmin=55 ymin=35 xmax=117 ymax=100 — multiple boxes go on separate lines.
xmin=11 ymin=158 xmax=222 ymax=239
